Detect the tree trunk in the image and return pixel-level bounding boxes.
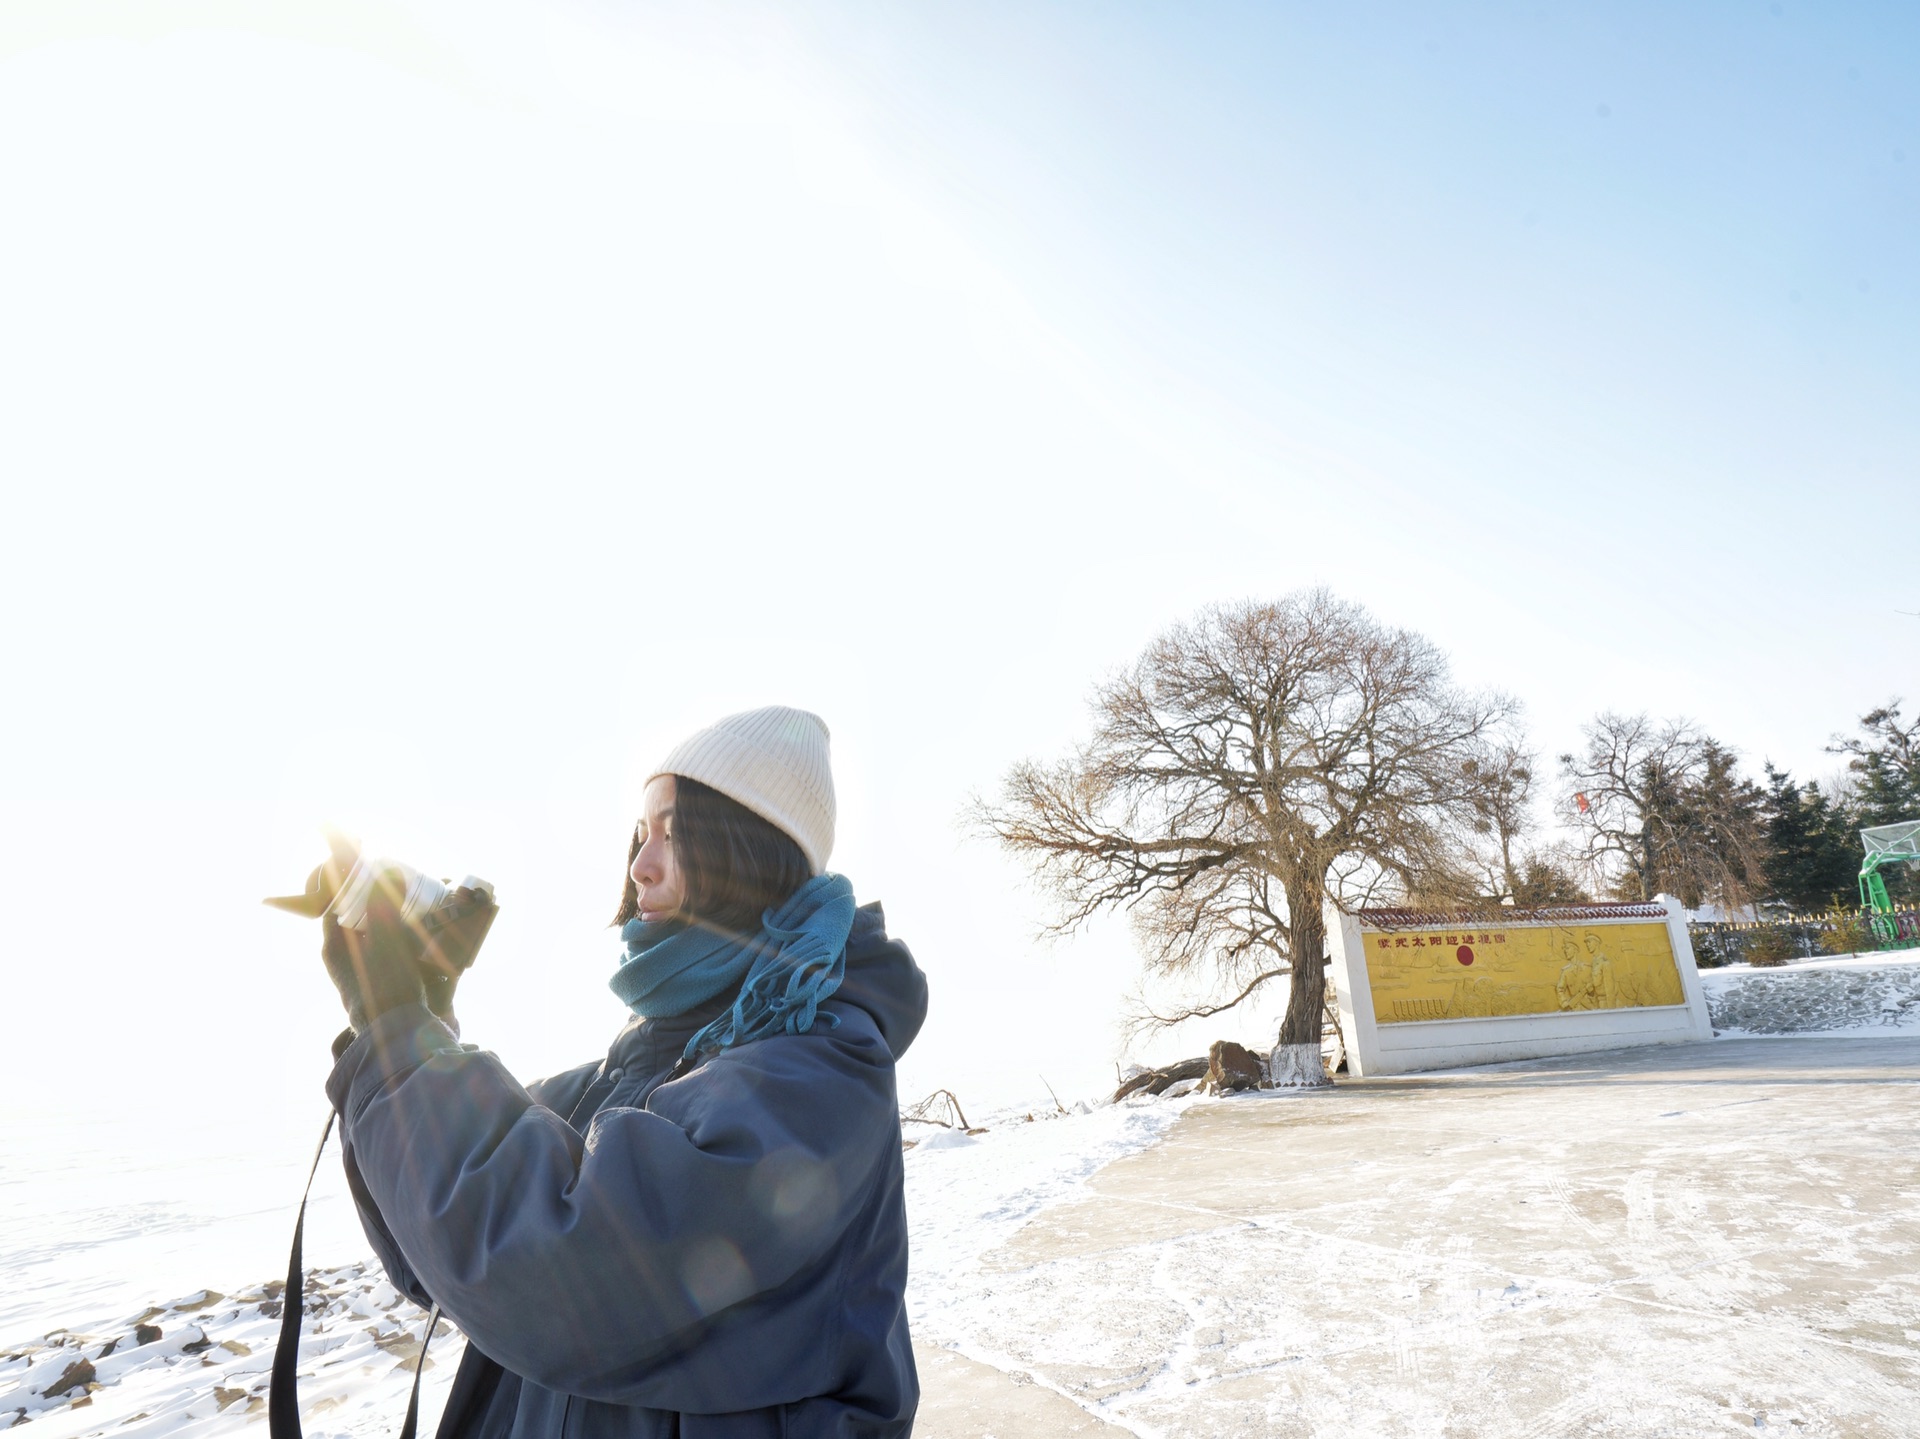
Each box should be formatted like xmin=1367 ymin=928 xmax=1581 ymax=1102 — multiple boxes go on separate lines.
xmin=1270 ymin=883 xmax=1331 ymax=1087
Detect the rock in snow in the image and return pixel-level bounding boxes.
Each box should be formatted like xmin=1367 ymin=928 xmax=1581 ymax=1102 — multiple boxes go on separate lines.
xmin=0 ymin=1266 xmax=458 ymax=1439
xmin=1203 ymin=1039 xmax=1264 ymax=1094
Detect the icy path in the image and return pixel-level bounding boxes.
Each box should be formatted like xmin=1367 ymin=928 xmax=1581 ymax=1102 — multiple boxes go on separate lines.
xmin=945 ymin=1035 xmax=1920 ymax=1438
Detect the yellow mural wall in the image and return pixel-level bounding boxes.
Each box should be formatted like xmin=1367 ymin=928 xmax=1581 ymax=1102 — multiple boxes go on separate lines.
xmin=1362 ymin=921 xmax=1686 ymax=1024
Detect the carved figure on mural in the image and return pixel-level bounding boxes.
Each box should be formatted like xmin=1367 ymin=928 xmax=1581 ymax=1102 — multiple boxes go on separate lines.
xmin=1555 ymin=936 xmax=1593 ymax=1011
xmin=1584 ymin=931 xmax=1618 ymax=1009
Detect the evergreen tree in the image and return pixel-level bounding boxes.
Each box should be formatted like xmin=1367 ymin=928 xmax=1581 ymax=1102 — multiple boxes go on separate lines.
xmin=1830 ymin=703 xmax=1920 ymax=827
xmin=1760 ymin=765 xmax=1860 ymax=912
xmin=1828 ymin=703 xmax=1920 ymax=906
xmin=1512 ymin=855 xmax=1591 ymax=905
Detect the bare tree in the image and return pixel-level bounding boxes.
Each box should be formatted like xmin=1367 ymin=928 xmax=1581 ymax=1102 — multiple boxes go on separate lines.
xmin=975 ymin=590 xmax=1511 ymax=1087
xmin=1560 ymin=713 xmax=1767 ymax=909
xmin=1459 ymin=737 xmax=1537 ymax=903
xmin=1121 ymin=864 xmax=1290 ymax=1034
xmin=1455 ymin=738 xmax=1597 ymax=905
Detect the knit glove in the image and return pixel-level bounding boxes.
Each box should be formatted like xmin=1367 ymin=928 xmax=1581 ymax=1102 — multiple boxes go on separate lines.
xmin=321 ymin=874 xmax=496 ymax=1033
xmin=417 ymin=885 xmax=496 ymax=1023
xmin=322 ymin=888 xmax=426 ymax=1034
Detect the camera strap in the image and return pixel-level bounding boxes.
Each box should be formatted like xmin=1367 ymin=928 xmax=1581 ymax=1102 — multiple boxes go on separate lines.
xmin=270 ymin=1110 xmax=442 ymax=1439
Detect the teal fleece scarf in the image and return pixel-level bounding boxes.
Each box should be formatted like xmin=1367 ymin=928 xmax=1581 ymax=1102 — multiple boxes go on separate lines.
xmin=610 ymin=872 xmax=856 ymax=1062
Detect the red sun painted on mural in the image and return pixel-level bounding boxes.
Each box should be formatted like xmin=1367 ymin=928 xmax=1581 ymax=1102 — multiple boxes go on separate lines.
xmin=1456 ymin=945 xmax=1475 ymax=966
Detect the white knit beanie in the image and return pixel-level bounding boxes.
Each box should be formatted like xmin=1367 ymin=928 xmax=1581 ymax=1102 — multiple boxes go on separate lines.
xmin=650 ymin=706 xmax=836 ymax=873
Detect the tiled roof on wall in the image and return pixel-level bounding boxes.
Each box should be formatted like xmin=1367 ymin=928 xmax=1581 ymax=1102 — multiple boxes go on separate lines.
xmin=1356 ymin=902 xmax=1670 ymax=930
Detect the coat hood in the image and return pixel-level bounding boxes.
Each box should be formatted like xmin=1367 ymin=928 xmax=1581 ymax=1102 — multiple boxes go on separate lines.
xmin=834 ymin=901 xmax=928 ymax=1061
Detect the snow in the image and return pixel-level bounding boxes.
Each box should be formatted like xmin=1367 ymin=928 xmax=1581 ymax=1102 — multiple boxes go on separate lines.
xmin=904 ymin=1097 xmax=1191 ymax=1329
xmin=3 ymin=1092 xmax=1185 ymax=1439
xmin=0 ymin=1268 xmax=461 ymax=1439
xmin=11 ymin=961 xmax=1920 ymax=1439
xmin=916 ymin=1035 xmax=1920 ymax=1436
xmin=1701 ymin=950 xmax=1920 ymax=1035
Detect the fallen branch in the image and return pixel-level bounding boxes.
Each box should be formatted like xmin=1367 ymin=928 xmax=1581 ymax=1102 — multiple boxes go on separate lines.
xmin=902 ymin=1089 xmax=971 ymax=1130
xmin=1112 ymin=1057 xmax=1208 ymax=1103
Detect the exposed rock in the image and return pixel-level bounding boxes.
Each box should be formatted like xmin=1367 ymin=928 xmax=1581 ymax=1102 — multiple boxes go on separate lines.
xmin=1204 ymin=1040 xmax=1265 ymax=1095
xmin=373 ymin=1334 xmax=422 ymax=1363
xmin=213 ymin=1387 xmax=249 ymax=1411
xmin=40 ymin=1358 xmax=95 ymax=1400
xmin=133 ymin=1324 xmax=163 ymax=1346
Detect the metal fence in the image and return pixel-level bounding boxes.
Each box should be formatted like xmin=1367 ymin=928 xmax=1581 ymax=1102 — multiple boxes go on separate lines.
xmin=1688 ymin=909 xmax=1920 ymax=968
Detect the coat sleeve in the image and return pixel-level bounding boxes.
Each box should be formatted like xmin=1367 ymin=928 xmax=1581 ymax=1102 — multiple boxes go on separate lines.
xmin=325 ymin=1003 xmax=899 ymax=1400
xmin=338 ymin=1140 xmax=437 ymax=1309
xmin=333 ymin=1037 xmax=604 ymax=1312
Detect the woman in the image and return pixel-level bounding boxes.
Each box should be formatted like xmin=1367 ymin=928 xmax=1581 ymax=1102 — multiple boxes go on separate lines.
xmin=321 ymin=706 xmax=928 ymax=1438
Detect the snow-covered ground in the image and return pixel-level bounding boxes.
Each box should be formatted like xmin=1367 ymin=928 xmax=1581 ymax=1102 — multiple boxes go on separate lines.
xmin=903 ymin=1098 xmax=1192 ymax=1347
xmin=1 ymin=1269 xmax=456 ymax=1439
xmin=926 ymin=1034 xmax=1920 ymax=1437
xmin=2 ymin=1093 xmax=1187 ymax=1438
xmin=1700 ymin=949 xmax=1920 ymax=1035
xmin=13 ymin=960 xmax=1920 ymax=1439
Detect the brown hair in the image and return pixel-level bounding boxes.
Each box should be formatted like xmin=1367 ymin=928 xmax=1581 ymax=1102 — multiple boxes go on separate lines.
xmin=612 ymin=776 xmax=814 ymax=935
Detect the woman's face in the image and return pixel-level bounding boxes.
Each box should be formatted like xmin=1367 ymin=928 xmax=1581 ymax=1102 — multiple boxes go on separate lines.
xmin=631 ymin=774 xmax=686 ymax=922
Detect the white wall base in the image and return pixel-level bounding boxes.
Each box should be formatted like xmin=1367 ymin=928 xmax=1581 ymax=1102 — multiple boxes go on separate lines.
xmin=1347 ymin=1005 xmax=1701 ymax=1075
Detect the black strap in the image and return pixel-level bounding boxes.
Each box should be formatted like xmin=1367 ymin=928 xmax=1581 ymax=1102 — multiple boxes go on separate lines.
xmin=270 ymin=1110 xmax=443 ymax=1439
xmin=396 ymin=1304 xmax=442 ymax=1439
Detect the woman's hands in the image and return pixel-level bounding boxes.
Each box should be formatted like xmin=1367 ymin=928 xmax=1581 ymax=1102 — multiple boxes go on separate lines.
xmin=322 ymin=872 xmax=497 ymax=1033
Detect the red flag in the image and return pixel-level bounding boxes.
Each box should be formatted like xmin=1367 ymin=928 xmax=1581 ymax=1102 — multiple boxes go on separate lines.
xmin=1575 ymin=792 xmax=1591 ymax=814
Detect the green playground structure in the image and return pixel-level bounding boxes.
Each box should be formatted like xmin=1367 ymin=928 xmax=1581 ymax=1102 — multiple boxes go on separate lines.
xmin=1859 ymin=818 xmax=1920 ymax=945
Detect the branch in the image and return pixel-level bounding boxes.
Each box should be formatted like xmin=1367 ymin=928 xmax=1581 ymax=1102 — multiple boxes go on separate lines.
xmin=1129 ymin=967 xmax=1288 ymax=1031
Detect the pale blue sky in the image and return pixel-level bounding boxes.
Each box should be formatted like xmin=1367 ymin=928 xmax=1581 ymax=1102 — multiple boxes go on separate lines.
xmin=810 ymin=0 xmax=1915 ymax=476
xmin=789 ymin=0 xmax=1919 ymax=772
xmin=0 ymin=1 xmax=1912 ymax=1119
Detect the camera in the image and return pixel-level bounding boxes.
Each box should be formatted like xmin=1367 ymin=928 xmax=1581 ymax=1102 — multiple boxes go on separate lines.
xmin=264 ymin=831 xmax=497 ymax=973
